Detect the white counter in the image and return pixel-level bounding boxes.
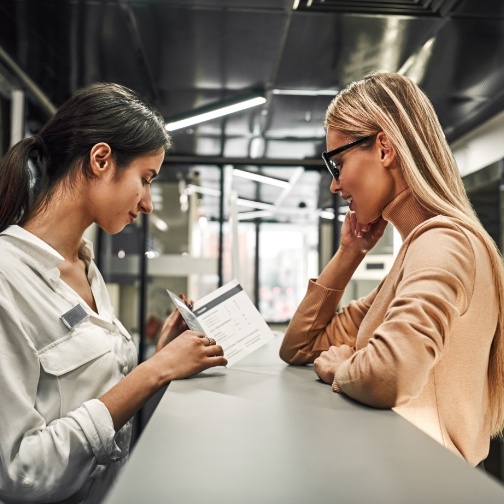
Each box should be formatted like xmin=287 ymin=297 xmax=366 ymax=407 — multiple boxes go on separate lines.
xmin=104 ymin=335 xmax=504 ymax=503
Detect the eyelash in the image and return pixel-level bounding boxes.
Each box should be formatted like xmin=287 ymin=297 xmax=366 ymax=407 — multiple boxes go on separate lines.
xmin=332 ymin=160 xmax=343 ymax=171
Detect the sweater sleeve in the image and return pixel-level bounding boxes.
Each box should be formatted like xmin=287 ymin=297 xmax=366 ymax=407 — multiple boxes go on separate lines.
xmin=332 ymin=222 xmax=475 ymax=408
xmin=279 ymin=278 xmax=380 ymax=365
xmin=0 ymin=282 xmax=125 ymax=503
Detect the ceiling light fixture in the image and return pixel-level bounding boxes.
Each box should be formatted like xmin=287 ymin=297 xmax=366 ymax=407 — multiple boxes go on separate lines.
xmin=272 ymin=88 xmax=338 ymax=96
xmin=398 ymin=37 xmax=435 ymax=83
xmin=233 ymin=169 xmax=290 ymax=188
xmin=236 ymin=198 xmax=276 ymax=211
xmin=152 ymin=214 xmax=169 ymax=232
xmin=320 ymin=210 xmax=335 ymax=220
xmin=185 ymin=184 xmax=222 ymax=197
xmin=237 ymin=210 xmax=273 ymax=221
xmin=165 ymin=93 xmax=266 ymax=131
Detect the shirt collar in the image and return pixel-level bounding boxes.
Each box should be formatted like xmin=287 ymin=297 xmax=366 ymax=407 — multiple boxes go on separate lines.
xmin=1 ymin=225 xmax=95 ymax=271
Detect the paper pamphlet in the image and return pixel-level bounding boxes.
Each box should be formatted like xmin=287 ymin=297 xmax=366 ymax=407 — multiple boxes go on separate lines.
xmin=167 ymin=279 xmax=274 ymax=366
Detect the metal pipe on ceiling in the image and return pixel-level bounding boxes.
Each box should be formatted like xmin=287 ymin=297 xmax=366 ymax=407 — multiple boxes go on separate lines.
xmin=0 ymin=45 xmax=56 ymax=118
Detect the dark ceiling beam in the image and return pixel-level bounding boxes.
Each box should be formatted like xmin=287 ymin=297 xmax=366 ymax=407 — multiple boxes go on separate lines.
xmin=117 ymin=0 xmax=160 ymax=105
xmin=165 ymin=155 xmax=323 ymax=168
xmin=445 ymin=91 xmax=504 ymax=144
xmin=293 ymin=0 xmax=462 ymax=16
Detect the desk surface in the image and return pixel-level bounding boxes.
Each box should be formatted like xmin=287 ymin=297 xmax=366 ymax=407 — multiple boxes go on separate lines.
xmin=105 ymin=336 xmax=504 ymax=504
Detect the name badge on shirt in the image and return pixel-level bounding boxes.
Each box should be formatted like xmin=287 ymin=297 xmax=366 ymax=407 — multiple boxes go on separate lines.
xmin=60 ymin=304 xmax=89 ymax=330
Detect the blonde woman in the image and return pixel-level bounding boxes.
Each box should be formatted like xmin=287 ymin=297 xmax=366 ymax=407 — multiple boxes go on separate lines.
xmin=279 ymin=72 xmax=504 ymax=468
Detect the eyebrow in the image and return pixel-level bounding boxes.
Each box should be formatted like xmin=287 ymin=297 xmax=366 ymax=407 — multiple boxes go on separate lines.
xmin=148 ymin=169 xmax=159 ymax=181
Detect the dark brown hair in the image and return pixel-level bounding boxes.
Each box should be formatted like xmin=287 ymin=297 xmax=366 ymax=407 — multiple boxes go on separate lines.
xmin=0 ymin=82 xmax=171 ymax=231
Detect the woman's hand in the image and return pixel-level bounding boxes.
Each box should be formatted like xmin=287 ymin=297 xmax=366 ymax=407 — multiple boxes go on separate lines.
xmin=316 ymin=212 xmax=388 ymax=290
xmin=340 ymin=211 xmax=388 ymax=255
xmin=156 ymin=294 xmax=193 ymax=352
xmin=314 ymin=344 xmax=354 ymax=385
xmin=101 ymin=331 xmax=227 ymax=431
xmin=151 ymin=330 xmax=227 ymax=383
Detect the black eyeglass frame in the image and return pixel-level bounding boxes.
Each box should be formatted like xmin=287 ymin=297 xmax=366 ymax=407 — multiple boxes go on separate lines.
xmin=322 ymin=135 xmax=373 ymax=180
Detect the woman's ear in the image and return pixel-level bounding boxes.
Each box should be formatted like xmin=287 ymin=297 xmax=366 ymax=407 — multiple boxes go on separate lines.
xmin=89 ymin=143 xmax=113 ymax=177
xmin=376 ymin=132 xmax=396 ymax=168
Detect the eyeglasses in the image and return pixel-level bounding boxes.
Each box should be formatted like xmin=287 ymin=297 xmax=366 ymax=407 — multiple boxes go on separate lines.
xmin=322 ymin=136 xmax=373 ymax=181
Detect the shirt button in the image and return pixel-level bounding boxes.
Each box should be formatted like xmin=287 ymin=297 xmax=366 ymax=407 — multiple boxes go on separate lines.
xmin=22 ymin=477 xmax=32 ymax=487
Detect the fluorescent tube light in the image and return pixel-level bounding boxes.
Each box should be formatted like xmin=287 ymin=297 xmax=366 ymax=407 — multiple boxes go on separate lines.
xmin=152 ymin=214 xmax=169 ymax=231
xmin=165 ymin=95 xmax=266 ymax=131
xmin=237 ymin=210 xmax=273 ymax=221
xmin=236 ymin=198 xmax=275 ymax=211
xmin=320 ymin=210 xmax=335 ymax=220
xmin=233 ymin=169 xmax=290 ymax=188
xmin=185 ymin=184 xmax=222 ymax=197
xmin=272 ymin=89 xmax=338 ymax=96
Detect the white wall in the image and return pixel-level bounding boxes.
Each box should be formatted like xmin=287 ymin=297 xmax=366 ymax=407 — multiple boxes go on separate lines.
xmin=451 ymin=110 xmax=504 ymax=177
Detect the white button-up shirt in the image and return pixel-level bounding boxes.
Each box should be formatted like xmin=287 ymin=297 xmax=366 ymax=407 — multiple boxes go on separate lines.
xmin=0 ymin=226 xmax=138 ymax=503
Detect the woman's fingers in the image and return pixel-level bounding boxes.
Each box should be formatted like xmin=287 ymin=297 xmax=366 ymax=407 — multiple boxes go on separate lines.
xmin=194 ymin=332 xmax=226 ymax=358
xmin=200 ymin=335 xmax=217 ymax=347
xmin=156 ymin=331 xmax=228 ymax=380
xmin=179 ymin=293 xmax=194 ymax=310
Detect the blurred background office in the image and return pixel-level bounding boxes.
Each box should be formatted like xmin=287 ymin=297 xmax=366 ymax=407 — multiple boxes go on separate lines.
xmin=0 ymin=0 xmax=503 ymax=482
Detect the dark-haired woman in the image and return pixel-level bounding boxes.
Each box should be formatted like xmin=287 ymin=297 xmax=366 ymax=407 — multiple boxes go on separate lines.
xmin=0 ymin=83 xmax=226 ymax=504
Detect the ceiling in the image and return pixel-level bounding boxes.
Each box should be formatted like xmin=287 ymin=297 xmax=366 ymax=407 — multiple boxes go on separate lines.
xmin=1 ymin=0 xmax=504 ymax=223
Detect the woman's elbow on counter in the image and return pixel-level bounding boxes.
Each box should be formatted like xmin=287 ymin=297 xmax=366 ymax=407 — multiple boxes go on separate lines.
xmin=343 ymin=376 xmax=417 ymax=410
xmin=279 ymin=344 xmax=296 ymax=364
xmin=279 ymin=342 xmax=312 ymax=366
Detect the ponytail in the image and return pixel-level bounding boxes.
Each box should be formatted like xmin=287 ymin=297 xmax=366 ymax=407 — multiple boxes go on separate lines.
xmin=0 ymin=82 xmax=171 ymax=233
xmin=0 ymin=137 xmax=45 ymax=232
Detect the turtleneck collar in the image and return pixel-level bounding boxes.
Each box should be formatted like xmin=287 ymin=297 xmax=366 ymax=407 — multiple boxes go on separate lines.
xmin=381 ymin=188 xmax=435 ymax=241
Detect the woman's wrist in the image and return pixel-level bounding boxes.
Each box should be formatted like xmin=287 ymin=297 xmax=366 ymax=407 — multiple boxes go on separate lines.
xmin=141 ymin=354 xmax=174 ymax=389
xmin=316 ymin=246 xmax=365 ymax=290
xmin=337 ymin=243 xmax=367 ymax=262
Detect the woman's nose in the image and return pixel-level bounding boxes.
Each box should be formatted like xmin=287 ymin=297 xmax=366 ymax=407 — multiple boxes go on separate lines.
xmin=140 ymin=188 xmax=154 ymax=214
xmin=330 ymin=177 xmax=341 ymax=194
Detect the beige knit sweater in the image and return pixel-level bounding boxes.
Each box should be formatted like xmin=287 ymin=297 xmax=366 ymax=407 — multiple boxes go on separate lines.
xmin=280 ymin=189 xmax=498 ymax=466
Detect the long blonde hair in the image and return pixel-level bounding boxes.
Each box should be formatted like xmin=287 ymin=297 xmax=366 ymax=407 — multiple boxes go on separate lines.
xmin=325 ymin=71 xmax=504 ymax=436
